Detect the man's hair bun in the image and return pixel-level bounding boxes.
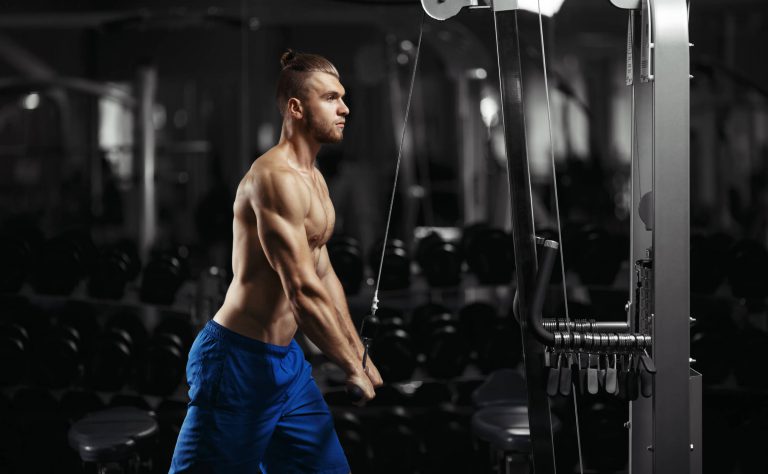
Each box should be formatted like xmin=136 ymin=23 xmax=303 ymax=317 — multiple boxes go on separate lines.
xmin=280 ymin=49 xmax=297 ymax=68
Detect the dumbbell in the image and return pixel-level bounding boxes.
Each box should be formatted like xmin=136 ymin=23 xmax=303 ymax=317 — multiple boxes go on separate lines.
xmin=365 ymin=311 xmax=415 ymax=383
xmin=424 ymin=317 xmax=470 ymax=379
xmin=461 ymin=224 xmax=515 ymax=285
xmin=88 ymin=243 xmax=141 ymax=300
xmin=89 ymin=311 xmax=148 ymax=391
xmin=35 ymin=303 xmax=99 ymax=388
xmin=140 ymin=247 xmax=190 ymax=305
xmin=333 ymin=410 xmax=371 ymax=473
xmin=368 ymin=238 xmax=411 ymax=291
xmin=415 ymin=232 xmax=462 ymax=288
xmin=31 ymin=230 xmax=96 ymax=295
xmin=727 ymin=239 xmax=768 ymax=303
xmin=369 ymin=407 xmax=421 ymax=473
xmin=138 ymin=317 xmax=193 ymax=395
xmin=327 ymin=236 xmax=364 ymax=295
xmin=0 ymin=322 xmax=30 ymax=386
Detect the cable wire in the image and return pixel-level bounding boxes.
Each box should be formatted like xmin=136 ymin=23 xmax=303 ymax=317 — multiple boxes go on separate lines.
xmin=370 ymin=11 xmax=426 ymax=316
xmin=536 ymin=2 xmax=584 ymax=472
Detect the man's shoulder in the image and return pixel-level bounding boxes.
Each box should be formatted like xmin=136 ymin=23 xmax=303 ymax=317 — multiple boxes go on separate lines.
xmin=243 ymin=158 xmax=308 ymax=213
xmin=245 ymin=157 xmax=301 ymax=191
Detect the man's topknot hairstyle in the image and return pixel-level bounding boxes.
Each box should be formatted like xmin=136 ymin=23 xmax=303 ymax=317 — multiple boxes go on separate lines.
xmin=276 ymin=49 xmax=340 ymax=115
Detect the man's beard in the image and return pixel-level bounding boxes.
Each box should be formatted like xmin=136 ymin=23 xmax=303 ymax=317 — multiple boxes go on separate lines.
xmin=306 ymin=109 xmax=343 ymax=144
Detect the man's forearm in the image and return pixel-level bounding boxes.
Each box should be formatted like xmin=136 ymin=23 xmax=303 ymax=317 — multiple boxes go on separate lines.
xmin=322 ymin=272 xmax=365 ymax=355
xmin=291 ymin=279 xmax=362 ymax=375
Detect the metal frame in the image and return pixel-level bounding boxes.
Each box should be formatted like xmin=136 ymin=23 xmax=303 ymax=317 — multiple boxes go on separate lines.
xmin=420 ymin=0 xmax=700 ymax=473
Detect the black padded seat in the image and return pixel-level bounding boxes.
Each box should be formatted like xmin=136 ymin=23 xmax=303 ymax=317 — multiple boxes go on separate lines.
xmin=472 ymin=405 xmax=531 ymax=452
xmin=472 ymin=369 xmax=527 ymax=408
xmin=68 ymin=406 xmax=158 ymax=464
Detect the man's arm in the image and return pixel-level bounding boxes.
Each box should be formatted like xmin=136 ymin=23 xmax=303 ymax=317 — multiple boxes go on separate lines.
xmin=317 ymin=246 xmax=383 ymax=387
xmin=248 ymin=170 xmax=374 ymax=400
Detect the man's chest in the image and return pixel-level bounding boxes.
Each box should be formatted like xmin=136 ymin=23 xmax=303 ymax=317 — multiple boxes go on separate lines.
xmin=303 ymin=180 xmax=335 ymax=247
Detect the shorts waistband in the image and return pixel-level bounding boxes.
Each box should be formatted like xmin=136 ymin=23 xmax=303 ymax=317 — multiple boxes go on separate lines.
xmin=203 ymin=320 xmax=297 ymax=357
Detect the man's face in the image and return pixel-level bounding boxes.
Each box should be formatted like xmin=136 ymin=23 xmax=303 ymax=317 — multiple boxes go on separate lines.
xmin=301 ymin=72 xmax=349 ymax=144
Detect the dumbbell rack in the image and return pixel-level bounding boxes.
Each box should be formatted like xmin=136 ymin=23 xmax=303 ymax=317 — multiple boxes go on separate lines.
xmin=419 ymin=0 xmax=701 ymax=473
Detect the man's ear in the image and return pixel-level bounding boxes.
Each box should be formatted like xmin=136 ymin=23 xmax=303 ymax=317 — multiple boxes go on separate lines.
xmin=287 ymin=98 xmax=303 ymax=119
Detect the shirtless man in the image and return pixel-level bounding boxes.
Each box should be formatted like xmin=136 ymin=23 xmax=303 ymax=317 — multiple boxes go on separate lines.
xmin=170 ymin=50 xmax=382 ymax=474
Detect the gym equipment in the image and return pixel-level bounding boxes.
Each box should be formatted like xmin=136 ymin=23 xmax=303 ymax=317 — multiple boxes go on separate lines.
xmin=31 ymin=230 xmax=97 ymax=295
xmin=471 ymin=405 xmax=561 ymax=474
xmin=89 ymin=310 xmax=149 ymax=391
xmin=140 ymin=248 xmax=189 ymax=305
xmin=68 ymin=407 xmax=158 ymax=473
xmin=409 ymin=302 xmax=451 ymax=348
xmin=424 ymin=320 xmax=470 ymax=379
xmin=35 ymin=303 xmax=99 ymax=389
xmin=367 ymin=238 xmax=411 ymax=291
xmin=471 ymin=368 xmax=527 ymax=408
xmin=461 ymin=224 xmax=515 ymax=284
xmin=369 ymin=324 xmax=416 ymax=382
xmin=327 ymin=236 xmax=364 ymax=295
xmin=414 ymin=231 xmax=462 ymax=288
xmin=88 ymin=245 xmax=141 ymax=300
xmin=0 ymin=321 xmax=30 ymax=385
xmin=137 ymin=317 xmax=192 ymax=395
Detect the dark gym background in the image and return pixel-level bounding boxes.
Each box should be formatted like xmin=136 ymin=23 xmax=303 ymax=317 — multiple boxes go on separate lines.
xmin=0 ymin=0 xmax=766 ymax=473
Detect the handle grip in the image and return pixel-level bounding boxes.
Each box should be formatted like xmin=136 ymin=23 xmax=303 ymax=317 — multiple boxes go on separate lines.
xmin=346 ymin=384 xmax=365 ymax=403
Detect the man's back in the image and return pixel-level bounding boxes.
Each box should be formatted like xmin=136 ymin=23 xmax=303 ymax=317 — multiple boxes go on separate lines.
xmin=213 ymin=148 xmax=336 ymax=347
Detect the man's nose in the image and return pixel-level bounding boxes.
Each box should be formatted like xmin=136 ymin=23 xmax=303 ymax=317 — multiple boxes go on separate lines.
xmin=339 ymin=100 xmax=350 ymax=117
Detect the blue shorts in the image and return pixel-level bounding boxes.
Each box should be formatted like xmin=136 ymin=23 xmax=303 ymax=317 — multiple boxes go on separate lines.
xmin=169 ymin=320 xmax=350 ymax=474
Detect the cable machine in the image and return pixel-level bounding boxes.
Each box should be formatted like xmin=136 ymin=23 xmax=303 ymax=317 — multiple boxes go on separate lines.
xmin=417 ymin=0 xmax=701 ymax=472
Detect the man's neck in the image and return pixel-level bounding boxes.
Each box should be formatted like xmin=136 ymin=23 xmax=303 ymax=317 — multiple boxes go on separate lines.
xmin=277 ymin=126 xmax=319 ymax=171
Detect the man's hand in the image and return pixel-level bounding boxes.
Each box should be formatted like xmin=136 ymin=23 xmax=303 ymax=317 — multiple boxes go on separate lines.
xmin=365 ymin=358 xmax=384 ymax=388
xmin=346 ymin=369 xmax=376 ymax=405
